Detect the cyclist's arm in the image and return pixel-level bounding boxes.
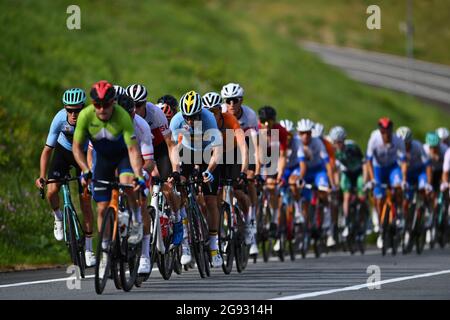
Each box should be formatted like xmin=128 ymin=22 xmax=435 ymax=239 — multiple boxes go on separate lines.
xmin=87 ymin=145 xmax=93 ymax=170
xmin=207 ymin=145 xmax=222 ymax=173
xmin=400 ymin=161 xmax=408 ymax=184
xmin=277 ymin=150 xmax=287 ymax=182
xmin=326 ymin=162 xmax=335 ymax=189
xmin=299 ymin=161 xmax=307 ymax=180
xmin=251 ymin=129 xmax=260 ymax=175
xmin=37 ymin=146 xmax=53 ymax=183
xmin=235 ymin=128 xmax=248 ymax=173
xmin=73 ymin=140 xmax=89 ymax=173
xmin=426 ymin=164 xmax=432 ymax=185
xmin=164 ymin=134 xmax=178 ymax=172
xmin=128 ymin=143 xmax=144 ymax=178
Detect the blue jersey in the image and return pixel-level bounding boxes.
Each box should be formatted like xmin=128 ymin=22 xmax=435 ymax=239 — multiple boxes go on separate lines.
xmin=45 ymin=109 xmax=76 ymax=151
xmin=170 ymin=109 xmax=222 ymax=152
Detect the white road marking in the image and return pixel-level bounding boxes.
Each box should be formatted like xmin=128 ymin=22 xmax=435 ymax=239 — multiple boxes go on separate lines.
xmin=271 ymin=269 xmax=450 ymax=300
xmin=0 ymin=275 xmax=95 ymax=288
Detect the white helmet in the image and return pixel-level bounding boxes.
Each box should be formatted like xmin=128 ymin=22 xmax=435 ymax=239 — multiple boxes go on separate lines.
xmin=179 ymin=90 xmax=202 ymax=116
xmin=396 ymin=126 xmax=413 ymax=143
xmin=329 ymin=126 xmax=347 ymax=142
xmin=297 ymin=119 xmax=315 ymax=132
xmin=312 ymin=122 xmax=325 ymax=138
xmin=126 ymin=84 xmax=148 ymax=103
xmin=436 ymin=127 xmax=449 ymax=140
xmin=113 ymin=85 xmax=126 ymax=98
xmin=221 ymin=83 xmax=244 ymax=98
xmin=202 ymin=92 xmax=222 ymax=109
xmin=280 ymin=119 xmax=295 ymax=133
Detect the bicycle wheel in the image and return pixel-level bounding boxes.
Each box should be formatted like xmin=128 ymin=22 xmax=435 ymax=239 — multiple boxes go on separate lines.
xmin=415 ymin=208 xmax=426 ymax=254
xmin=95 ymin=207 xmax=115 ymax=294
xmin=235 ymin=205 xmax=249 ymax=272
xmin=120 ymin=234 xmax=141 ymax=292
xmin=277 ymin=205 xmax=286 ymax=262
xmin=65 ymin=207 xmax=85 ymax=278
xmin=173 ymin=245 xmax=183 ymax=275
xmin=219 ymin=204 xmax=234 ymax=274
xmin=188 ymin=206 xmax=206 ymax=278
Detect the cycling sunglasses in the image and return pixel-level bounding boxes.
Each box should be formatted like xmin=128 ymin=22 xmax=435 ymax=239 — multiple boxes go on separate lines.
xmin=65 ymin=107 xmax=83 ymax=114
xmin=225 ymin=97 xmax=241 ymax=104
xmin=183 ymin=113 xmax=201 ymax=121
xmin=93 ymin=99 xmax=114 ymax=110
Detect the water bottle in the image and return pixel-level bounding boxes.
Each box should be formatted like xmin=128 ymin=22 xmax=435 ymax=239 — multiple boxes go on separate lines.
xmin=118 ymin=210 xmax=129 ymax=237
xmin=160 ymin=214 xmax=169 ymax=239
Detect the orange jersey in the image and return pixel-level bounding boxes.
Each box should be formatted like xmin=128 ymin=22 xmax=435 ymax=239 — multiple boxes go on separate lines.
xmin=216 ymin=112 xmax=241 ymax=151
xmin=322 ymin=137 xmax=336 ymax=168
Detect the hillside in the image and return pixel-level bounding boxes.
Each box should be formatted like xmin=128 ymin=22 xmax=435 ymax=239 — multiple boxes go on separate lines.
xmin=0 ymin=0 xmax=448 ymax=267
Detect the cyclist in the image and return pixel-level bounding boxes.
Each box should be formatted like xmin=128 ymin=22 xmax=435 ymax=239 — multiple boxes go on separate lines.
xmin=73 ymin=80 xmax=146 ymax=276
xmin=115 ymin=94 xmax=159 ymax=275
xmin=169 ymin=90 xmax=224 ymax=268
xmin=157 ymin=94 xmax=178 ymax=123
xmin=201 ymin=92 xmax=254 ymax=250
xmin=424 ymin=132 xmax=447 ymax=207
xmin=279 ymin=119 xmax=303 ymax=224
xmin=35 ymin=88 xmax=96 ymax=267
xmin=329 ymin=126 xmax=366 ymax=238
xmin=312 ymin=122 xmax=338 ymax=246
xmin=292 ymin=119 xmax=336 ymax=243
xmin=436 ymin=127 xmax=450 ymax=149
xmin=257 ymin=106 xmax=288 ymax=252
xmin=126 ymin=84 xmax=176 ymax=180
xmin=441 ymin=147 xmax=450 ymax=194
xmin=366 ymin=117 xmax=408 ymax=248
xmin=396 ymin=127 xmax=432 ymax=244
xmin=221 ymin=83 xmax=260 ymax=247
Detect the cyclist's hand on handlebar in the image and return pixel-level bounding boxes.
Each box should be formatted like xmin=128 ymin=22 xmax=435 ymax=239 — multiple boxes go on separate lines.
xmin=35 ymin=177 xmax=45 ymax=189
xmin=202 ymin=170 xmax=214 ymax=183
xmin=168 ymin=171 xmax=181 ymax=184
xmin=297 ymin=178 xmax=305 ymax=188
xmin=440 ymin=182 xmax=448 ymax=193
xmin=364 ymin=180 xmax=375 ymax=191
xmin=424 ymin=183 xmax=433 ymax=193
xmin=238 ymin=172 xmax=247 ymax=185
xmin=255 ymin=174 xmax=265 ymax=185
xmin=80 ymin=170 xmax=92 ymax=188
xmin=134 ymin=176 xmax=147 ymax=194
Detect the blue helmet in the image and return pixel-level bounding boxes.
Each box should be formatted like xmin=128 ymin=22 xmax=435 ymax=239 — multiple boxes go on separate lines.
xmin=62 ymin=88 xmax=86 ymax=106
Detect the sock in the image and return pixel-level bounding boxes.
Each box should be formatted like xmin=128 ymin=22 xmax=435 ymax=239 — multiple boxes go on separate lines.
xmin=209 ymin=233 xmax=218 ymax=251
xmin=173 ymin=210 xmax=181 ymax=223
xmin=142 ymin=235 xmax=150 ymax=258
xmin=294 ymin=201 xmax=301 ymax=215
xmin=53 ymin=209 xmax=62 ymax=221
xmin=85 ymin=236 xmax=93 ymax=252
xmin=180 ymin=207 xmax=187 ymax=220
xmin=102 ymin=240 xmax=110 ymax=250
xmin=182 ymin=218 xmax=189 ymax=240
xmin=132 ymin=206 xmax=142 ymax=224
xmin=247 ymin=206 xmax=253 ymax=224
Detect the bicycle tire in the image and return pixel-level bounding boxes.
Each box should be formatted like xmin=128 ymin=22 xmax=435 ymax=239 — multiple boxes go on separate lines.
xmin=235 ymin=205 xmax=249 ymax=272
xmin=173 ymin=245 xmax=183 ymax=275
xmin=95 ymin=207 xmax=115 ymax=294
xmin=219 ymin=204 xmax=234 ymax=274
xmin=187 ymin=205 xmax=206 ymax=278
xmin=65 ymin=207 xmax=85 ymax=278
xmin=120 ymin=236 xmax=141 ymax=292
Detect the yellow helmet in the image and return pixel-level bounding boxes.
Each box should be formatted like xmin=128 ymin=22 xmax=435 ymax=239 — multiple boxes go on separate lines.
xmin=180 ymin=90 xmax=202 ymax=116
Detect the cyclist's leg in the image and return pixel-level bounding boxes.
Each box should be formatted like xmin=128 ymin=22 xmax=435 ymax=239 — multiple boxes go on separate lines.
xmin=46 ymin=143 xmax=68 ymax=220
xmin=118 ymin=155 xmax=143 ymax=244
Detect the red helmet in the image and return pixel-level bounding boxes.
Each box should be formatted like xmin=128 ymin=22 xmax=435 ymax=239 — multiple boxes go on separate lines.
xmin=90 ymin=80 xmax=116 ymax=103
xmin=378 ymin=117 xmax=393 ymax=130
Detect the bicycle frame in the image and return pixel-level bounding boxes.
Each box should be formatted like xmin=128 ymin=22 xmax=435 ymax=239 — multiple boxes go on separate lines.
xmin=61 ymin=183 xmax=84 ymax=243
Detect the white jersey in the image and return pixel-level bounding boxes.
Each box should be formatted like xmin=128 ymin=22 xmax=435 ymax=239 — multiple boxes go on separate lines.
xmin=221 ymin=104 xmax=258 ymax=133
xmin=366 ymin=130 xmax=406 ymax=167
xmin=143 ymin=102 xmax=171 ymax=146
xmin=406 ymin=140 xmax=429 ymax=171
xmin=424 ymin=143 xmax=447 ymax=172
xmin=444 ymin=148 xmax=450 ymax=173
xmin=297 ymin=137 xmax=329 ymax=169
xmin=134 ymin=114 xmax=154 ymax=160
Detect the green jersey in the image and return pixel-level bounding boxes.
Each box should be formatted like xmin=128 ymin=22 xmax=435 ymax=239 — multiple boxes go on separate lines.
xmin=335 ymin=140 xmax=364 ymax=174
xmin=74 ymin=104 xmax=136 ymax=157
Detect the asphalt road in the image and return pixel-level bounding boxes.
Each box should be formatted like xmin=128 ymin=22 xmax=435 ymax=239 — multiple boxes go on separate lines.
xmin=302 ymin=41 xmax=450 ymax=108
xmin=1 ymin=246 xmax=449 ymax=300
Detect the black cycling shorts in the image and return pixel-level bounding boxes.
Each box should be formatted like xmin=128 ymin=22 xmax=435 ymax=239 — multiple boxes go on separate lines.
xmin=92 ymin=151 xmax=133 ymax=203
xmin=154 ymin=142 xmax=172 ymax=180
xmin=432 ymin=170 xmax=442 ymax=192
xmin=48 ymin=142 xmax=82 ymax=193
xmin=220 ymin=149 xmax=241 ymax=184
